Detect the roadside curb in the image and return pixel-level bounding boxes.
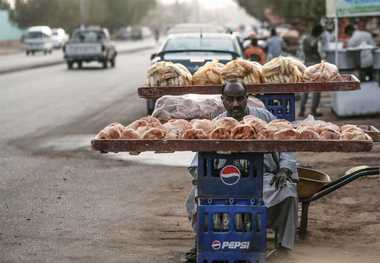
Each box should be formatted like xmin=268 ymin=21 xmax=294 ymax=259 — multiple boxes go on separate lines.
xmin=0 ymin=44 xmax=155 ymax=75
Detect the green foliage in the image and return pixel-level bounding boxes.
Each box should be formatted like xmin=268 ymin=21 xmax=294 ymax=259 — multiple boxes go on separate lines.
xmin=10 ymin=0 xmax=156 ymax=33
xmin=0 ymin=0 xmax=11 ymax=10
xmin=237 ymin=0 xmax=326 ymax=24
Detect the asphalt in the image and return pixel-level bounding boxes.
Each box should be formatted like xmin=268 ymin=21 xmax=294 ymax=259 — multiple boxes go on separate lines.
xmin=0 ymin=39 xmax=157 ymax=75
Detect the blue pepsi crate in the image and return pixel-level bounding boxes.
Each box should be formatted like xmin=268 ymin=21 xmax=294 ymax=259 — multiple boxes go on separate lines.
xmin=197 ymin=251 xmax=265 ymax=263
xmin=197 ymin=152 xmax=264 ymax=201
xmin=257 ymin=93 xmax=295 ymax=122
xmin=197 ymin=204 xmax=267 ymax=262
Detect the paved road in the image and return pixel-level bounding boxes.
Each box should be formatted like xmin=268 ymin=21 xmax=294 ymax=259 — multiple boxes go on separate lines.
xmin=0 ymin=48 xmax=194 ymax=263
xmin=0 ymin=39 xmax=156 ymax=74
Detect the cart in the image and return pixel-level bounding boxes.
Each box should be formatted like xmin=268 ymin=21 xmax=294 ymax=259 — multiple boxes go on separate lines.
xmin=93 ymin=77 xmax=379 ymax=262
xmin=92 ymin=138 xmax=377 ymax=262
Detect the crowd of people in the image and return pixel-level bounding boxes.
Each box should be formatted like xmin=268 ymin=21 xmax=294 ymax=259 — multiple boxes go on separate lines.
xmin=241 ymin=19 xmax=377 ymax=117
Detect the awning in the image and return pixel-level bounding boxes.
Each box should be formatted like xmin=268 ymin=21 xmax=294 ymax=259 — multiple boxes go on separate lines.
xmin=326 ymin=0 xmax=380 ymax=18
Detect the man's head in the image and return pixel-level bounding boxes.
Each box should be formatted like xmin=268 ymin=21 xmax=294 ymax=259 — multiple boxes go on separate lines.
xmin=251 ymin=37 xmax=258 ymax=46
xmin=345 ymin=24 xmax=355 ymax=36
xmin=270 ymin=28 xmax=277 ymax=36
xmin=311 ymin=24 xmax=323 ymax=37
xmin=221 ymin=80 xmax=248 ymax=120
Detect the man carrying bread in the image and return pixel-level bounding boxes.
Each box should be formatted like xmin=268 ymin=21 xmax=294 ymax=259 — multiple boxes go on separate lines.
xmin=183 ymin=80 xmax=298 ymax=262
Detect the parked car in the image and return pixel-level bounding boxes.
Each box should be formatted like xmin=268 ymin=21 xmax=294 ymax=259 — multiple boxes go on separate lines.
xmin=23 ymin=26 xmax=54 ymax=55
xmin=63 ymin=26 xmax=117 ymax=69
xmin=167 ymin=23 xmax=225 ymax=34
xmin=147 ymin=32 xmax=243 ymax=113
xmin=151 ymin=33 xmax=243 ymax=73
xmin=51 ymin=28 xmax=69 ymax=49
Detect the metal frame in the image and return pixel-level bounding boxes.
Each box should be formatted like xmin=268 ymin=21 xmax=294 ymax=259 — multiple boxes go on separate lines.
xmin=299 ymin=166 xmax=380 ymax=239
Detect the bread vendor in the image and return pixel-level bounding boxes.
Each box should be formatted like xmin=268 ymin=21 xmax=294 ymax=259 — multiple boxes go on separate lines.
xmin=345 ymin=22 xmax=376 ymax=81
xmin=183 ymin=80 xmax=298 ymax=262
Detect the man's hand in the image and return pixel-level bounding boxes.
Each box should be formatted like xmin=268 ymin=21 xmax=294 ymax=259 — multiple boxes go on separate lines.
xmin=270 ymin=168 xmax=292 ymax=190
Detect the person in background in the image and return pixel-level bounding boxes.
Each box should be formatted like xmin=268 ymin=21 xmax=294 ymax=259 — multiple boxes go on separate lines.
xmin=321 ymin=18 xmax=335 ymax=53
xmin=244 ymin=37 xmax=266 ymax=64
xmin=299 ymin=24 xmax=324 ymax=118
xmin=345 ymin=22 xmax=376 ymax=81
xmin=266 ymin=28 xmax=284 ymax=59
xmin=183 ymin=81 xmax=299 ymax=262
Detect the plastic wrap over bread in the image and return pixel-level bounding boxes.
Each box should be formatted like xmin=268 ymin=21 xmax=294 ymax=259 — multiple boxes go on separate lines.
xmin=221 ymin=58 xmax=263 ymax=84
xmin=303 ymin=61 xmax=342 ymax=82
xmin=152 ymin=94 xmax=265 ymax=121
xmin=146 ymin=61 xmax=192 ymax=86
xmin=262 ymin=56 xmax=305 ymax=83
xmin=192 ymin=60 xmax=224 ymax=85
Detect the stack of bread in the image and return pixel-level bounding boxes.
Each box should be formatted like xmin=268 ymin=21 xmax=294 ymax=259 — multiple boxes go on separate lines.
xmin=152 ymin=94 xmax=265 ymax=121
xmin=262 ymin=56 xmax=305 ymax=83
xmin=303 ymin=61 xmax=342 ymax=81
xmin=192 ymin=60 xmax=224 ymax=85
xmin=145 ymin=58 xmax=346 ymax=86
xmin=146 ymin=61 xmax=192 ymax=86
xmin=221 ymin=58 xmax=263 ymax=84
xmin=96 ymin=116 xmax=372 ymax=141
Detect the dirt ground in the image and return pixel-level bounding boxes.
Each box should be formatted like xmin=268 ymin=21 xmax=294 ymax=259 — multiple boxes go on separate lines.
xmin=1 ymin=93 xmax=379 ymax=263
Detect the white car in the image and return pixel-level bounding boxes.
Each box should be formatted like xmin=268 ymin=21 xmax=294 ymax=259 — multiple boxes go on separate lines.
xmin=52 ymin=28 xmax=69 ymax=49
xmin=23 ymin=26 xmax=54 ymax=55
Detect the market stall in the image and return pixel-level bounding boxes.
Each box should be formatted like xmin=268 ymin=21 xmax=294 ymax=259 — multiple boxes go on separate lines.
xmin=326 ymin=0 xmax=380 ymax=116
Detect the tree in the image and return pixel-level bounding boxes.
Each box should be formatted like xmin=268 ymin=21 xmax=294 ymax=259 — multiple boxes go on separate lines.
xmin=237 ymin=0 xmax=325 ymax=25
xmin=0 ymin=0 xmax=10 ymax=10
xmin=10 ymin=0 xmax=157 ymax=33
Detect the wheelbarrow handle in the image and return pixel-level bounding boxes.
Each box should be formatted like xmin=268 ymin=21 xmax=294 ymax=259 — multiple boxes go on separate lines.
xmin=304 ymin=166 xmax=379 ymax=203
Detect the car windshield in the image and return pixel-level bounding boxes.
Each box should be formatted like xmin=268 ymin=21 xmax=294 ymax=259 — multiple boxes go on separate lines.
xmin=72 ymin=30 xmax=105 ymax=42
xmin=164 ymin=37 xmax=236 ymax=53
xmin=26 ymin=31 xmax=48 ymax=39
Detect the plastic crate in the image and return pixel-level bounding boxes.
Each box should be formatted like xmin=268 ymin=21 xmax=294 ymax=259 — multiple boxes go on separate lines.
xmin=197 ymin=153 xmax=264 ymax=201
xmin=197 ymin=204 xmax=267 ymax=263
xmin=257 ymin=93 xmax=295 ymax=122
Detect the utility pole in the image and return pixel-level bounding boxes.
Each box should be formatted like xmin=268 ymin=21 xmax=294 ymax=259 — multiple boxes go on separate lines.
xmin=80 ymin=0 xmax=86 ymax=29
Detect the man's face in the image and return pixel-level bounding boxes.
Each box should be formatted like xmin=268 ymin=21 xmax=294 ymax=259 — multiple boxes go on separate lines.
xmin=221 ymin=84 xmax=248 ymax=120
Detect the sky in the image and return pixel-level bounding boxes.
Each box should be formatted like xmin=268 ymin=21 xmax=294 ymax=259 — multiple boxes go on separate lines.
xmin=159 ymin=0 xmax=237 ymax=9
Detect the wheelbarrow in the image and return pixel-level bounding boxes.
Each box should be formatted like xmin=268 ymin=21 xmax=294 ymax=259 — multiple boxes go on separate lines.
xmin=297 ymin=165 xmax=380 ymax=239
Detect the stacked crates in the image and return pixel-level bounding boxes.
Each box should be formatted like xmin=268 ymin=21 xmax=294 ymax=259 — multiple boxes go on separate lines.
xmin=257 ymin=94 xmax=296 ymax=122
xmin=196 ymin=152 xmax=267 ymax=263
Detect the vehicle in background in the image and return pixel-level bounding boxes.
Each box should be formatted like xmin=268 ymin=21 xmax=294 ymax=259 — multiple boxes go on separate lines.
xmin=147 ymin=32 xmax=243 ymax=113
xmin=51 ymin=28 xmax=69 ymax=49
xmin=63 ymin=26 xmax=117 ymax=70
xmin=23 ymin=26 xmax=54 ymax=56
xmin=167 ymin=23 xmax=225 ymax=34
xmin=115 ymin=26 xmax=152 ymax=40
xmin=151 ymin=33 xmax=243 ymax=73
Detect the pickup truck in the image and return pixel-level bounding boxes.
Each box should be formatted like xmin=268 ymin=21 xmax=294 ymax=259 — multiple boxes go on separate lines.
xmin=63 ymin=26 xmax=117 ymax=69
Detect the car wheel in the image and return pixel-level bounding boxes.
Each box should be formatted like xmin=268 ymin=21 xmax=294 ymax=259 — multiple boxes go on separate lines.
xmin=77 ymin=61 xmax=82 ymax=69
xmin=102 ymin=60 xmax=108 ymax=69
xmin=67 ymin=62 xmax=74 ymax=70
xmin=110 ymin=58 xmax=115 ymax=67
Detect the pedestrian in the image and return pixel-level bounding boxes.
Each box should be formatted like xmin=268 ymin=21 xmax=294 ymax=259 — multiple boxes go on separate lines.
xmin=182 ymin=81 xmax=299 ymax=262
xmin=345 ymin=21 xmax=376 ymax=81
xmin=266 ymin=28 xmax=284 ymax=60
xmin=244 ymin=37 xmax=266 ymax=64
xmin=299 ymin=24 xmax=324 ymax=118
xmin=153 ymin=27 xmax=160 ymax=43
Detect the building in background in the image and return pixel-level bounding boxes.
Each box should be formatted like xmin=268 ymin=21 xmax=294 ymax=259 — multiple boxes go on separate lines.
xmin=0 ymin=9 xmax=24 ymax=41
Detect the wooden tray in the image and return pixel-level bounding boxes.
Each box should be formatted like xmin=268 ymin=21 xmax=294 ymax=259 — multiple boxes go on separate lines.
xmin=138 ymin=74 xmax=360 ymax=99
xmin=359 ymin=125 xmax=380 ymax=142
xmin=91 ymin=139 xmax=372 ymax=153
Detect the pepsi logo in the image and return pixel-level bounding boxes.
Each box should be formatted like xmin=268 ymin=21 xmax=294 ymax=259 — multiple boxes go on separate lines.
xmin=211 ymin=240 xmax=221 ymax=250
xmin=220 ymin=165 xmax=241 ymax=186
